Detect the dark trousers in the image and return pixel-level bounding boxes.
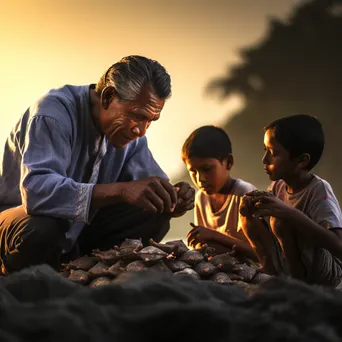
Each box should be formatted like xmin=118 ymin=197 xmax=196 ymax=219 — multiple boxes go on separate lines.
xmin=0 ymin=204 xmax=170 ymax=275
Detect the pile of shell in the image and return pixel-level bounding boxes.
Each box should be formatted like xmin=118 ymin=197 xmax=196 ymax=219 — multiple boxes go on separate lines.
xmin=60 ymin=238 xmax=271 ymax=290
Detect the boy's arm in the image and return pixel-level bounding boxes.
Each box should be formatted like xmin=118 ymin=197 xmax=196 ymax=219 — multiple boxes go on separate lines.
xmin=187 ymin=224 xmax=256 ymax=258
xmin=210 ymin=231 xmax=257 ymax=259
xmin=253 ymin=194 xmax=342 ymax=259
xmin=286 ymin=209 xmax=342 ymax=259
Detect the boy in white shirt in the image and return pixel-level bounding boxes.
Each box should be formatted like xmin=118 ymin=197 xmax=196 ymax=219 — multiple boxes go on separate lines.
xmin=182 ymin=125 xmax=256 ymax=260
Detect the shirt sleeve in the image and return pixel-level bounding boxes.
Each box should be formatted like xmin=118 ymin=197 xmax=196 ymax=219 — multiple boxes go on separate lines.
xmin=20 ymin=115 xmax=94 ymax=223
xmin=117 ymin=136 xmax=169 ymax=182
xmin=309 ymin=188 xmax=342 ymax=230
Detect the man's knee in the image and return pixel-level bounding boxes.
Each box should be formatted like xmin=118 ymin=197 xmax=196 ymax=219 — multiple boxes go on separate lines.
xmin=0 ymin=207 xmax=69 ymax=250
xmin=0 ymin=206 xmax=69 ymax=273
xmin=19 ymin=215 xmax=68 ymax=247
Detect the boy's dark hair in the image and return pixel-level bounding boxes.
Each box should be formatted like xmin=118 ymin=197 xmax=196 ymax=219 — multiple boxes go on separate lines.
xmin=265 ymin=114 xmax=324 ymax=170
xmin=181 ymin=125 xmax=232 ymax=162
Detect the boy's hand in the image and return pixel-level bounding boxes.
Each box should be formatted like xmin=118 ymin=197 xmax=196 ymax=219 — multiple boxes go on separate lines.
xmin=252 ymin=193 xmax=294 ymax=219
xmin=169 ymin=182 xmax=195 ymax=217
xmin=186 ymin=223 xmax=218 ymax=246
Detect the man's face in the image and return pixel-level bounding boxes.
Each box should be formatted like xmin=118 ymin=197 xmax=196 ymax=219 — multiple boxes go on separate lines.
xmin=98 ymin=86 xmax=165 ymax=148
xmin=186 ymin=157 xmax=230 ymax=195
xmin=262 ymin=128 xmax=298 ymax=181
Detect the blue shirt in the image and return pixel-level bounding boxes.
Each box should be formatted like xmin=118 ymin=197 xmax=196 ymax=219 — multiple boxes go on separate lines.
xmin=0 ymin=84 xmax=167 ymax=247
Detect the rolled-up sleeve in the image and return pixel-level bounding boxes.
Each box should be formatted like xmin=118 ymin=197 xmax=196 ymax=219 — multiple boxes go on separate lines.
xmin=20 ymin=115 xmax=94 ymax=223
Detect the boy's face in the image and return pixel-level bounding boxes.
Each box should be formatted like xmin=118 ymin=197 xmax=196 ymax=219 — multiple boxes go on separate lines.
xmin=262 ymin=128 xmax=298 ymax=181
xmin=186 ymin=157 xmax=230 ymax=195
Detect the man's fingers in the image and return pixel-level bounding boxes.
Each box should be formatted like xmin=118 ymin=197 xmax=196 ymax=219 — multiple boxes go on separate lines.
xmin=145 ymin=190 xmax=166 ymax=213
xmin=190 ymin=222 xmax=198 ymax=229
xmin=138 ymin=197 xmax=159 ymax=213
xmin=153 ymin=183 xmax=174 ymax=212
xmin=173 ymin=182 xmax=187 ymax=198
xmin=160 ymin=179 xmax=178 ymax=209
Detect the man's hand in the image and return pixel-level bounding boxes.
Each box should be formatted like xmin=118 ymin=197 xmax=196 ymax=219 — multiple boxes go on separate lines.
xmin=119 ymin=177 xmax=178 ymax=213
xmin=169 ymin=181 xmax=195 ymax=217
xmin=186 ymin=222 xmax=219 ymax=246
xmin=252 ymin=193 xmax=294 ymax=219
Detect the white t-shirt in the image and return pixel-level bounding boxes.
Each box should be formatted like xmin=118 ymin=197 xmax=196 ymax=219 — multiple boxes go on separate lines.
xmin=267 ymin=174 xmax=342 ymax=284
xmin=194 ymin=178 xmax=256 ymax=240
xmin=268 ymin=174 xmax=342 ymax=230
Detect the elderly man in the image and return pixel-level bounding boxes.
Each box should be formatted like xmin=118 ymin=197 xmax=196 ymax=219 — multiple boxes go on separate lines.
xmin=0 ymin=55 xmax=195 ymax=274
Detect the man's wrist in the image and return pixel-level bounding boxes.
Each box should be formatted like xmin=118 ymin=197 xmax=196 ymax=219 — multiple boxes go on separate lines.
xmin=91 ymin=182 xmax=126 ymax=208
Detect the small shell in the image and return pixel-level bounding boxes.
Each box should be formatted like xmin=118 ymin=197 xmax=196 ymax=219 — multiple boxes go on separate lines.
xmin=210 ymin=253 xmax=237 ymax=272
xmin=107 ymin=260 xmax=127 ymax=277
xmin=137 ymin=246 xmax=168 ymax=255
xmin=135 ymin=246 xmax=168 ymax=264
xmin=173 ymin=268 xmax=201 ymax=280
xmin=179 ymin=250 xmax=204 ymax=266
xmin=125 ymin=260 xmax=148 ymax=272
xmin=195 ymin=245 xmax=216 ymax=258
xmin=149 ymin=238 xmax=178 ymax=254
xmin=165 ymin=259 xmax=191 ymax=272
xmin=119 ymin=239 xmax=143 ymax=254
xmin=89 ymin=277 xmax=112 ymax=288
xmin=251 ymin=272 xmax=272 ymax=284
xmin=62 ymin=255 xmax=98 ymax=271
xmin=92 ymin=249 xmax=121 ymax=265
xmin=165 ymin=240 xmax=189 ymax=257
xmin=227 ymin=273 xmax=244 ymax=281
xmin=88 ymin=262 xmax=109 ymax=278
xmin=68 ymin=270 xmax=90 ymax=285
xmin=234 ymin=263 xmax=257 ymax=282
xmin=194 ymin=262 xmax=218 ymax=278
xmin=210 ymin=272 xmax=232 ymax=284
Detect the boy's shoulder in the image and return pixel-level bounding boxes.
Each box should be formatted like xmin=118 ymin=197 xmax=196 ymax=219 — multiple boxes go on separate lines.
xmin=268 ymin=175 xmax=335 ymax=195
xmin=195 ymin=179 xmax=256 ymax=203
xmin=268 ymin=175 xmax=339 ymax=206
xmin=308 ymin=175 xmax=339 ymax=200
xmin=233 ymin=179 xmax=257 ymax=196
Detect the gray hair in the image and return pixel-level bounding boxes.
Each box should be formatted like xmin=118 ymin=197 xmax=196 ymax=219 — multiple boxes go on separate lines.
xmin=95 ymin=55 xmax=172 ymax=101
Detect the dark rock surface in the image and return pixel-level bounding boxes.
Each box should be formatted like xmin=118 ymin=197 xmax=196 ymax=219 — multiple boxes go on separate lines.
xmin=0 ymin=264 xmax=342 ymax=341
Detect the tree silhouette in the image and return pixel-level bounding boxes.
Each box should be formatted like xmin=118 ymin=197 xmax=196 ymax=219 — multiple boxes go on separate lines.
xmin=207 ymin=0 xmax=342 ymax=200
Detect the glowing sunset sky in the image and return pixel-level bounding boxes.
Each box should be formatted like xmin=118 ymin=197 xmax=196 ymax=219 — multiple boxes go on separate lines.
xmin=0 ymin=0 xmax=300 ymax=181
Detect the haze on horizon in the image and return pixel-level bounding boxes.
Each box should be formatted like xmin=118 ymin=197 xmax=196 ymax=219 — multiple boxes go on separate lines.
xmin=0 ymin=0 xmax=301 ymax=181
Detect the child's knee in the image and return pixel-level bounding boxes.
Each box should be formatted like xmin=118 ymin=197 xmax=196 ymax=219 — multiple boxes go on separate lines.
xmin=241 ymin=216 xmax=261 ymax=241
